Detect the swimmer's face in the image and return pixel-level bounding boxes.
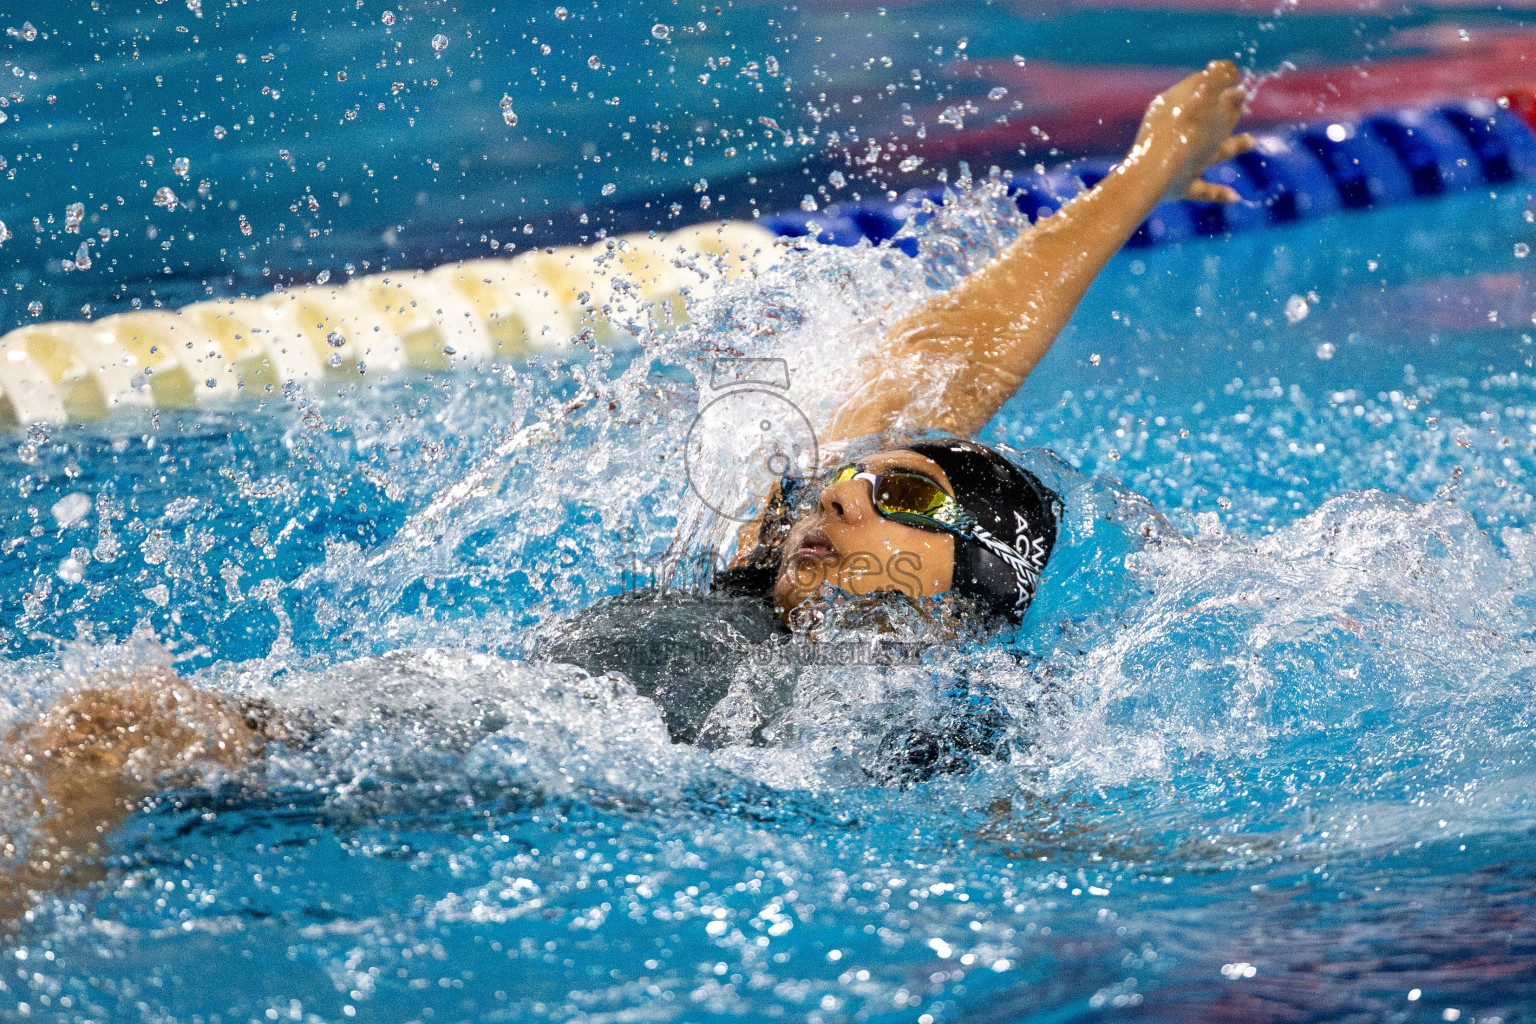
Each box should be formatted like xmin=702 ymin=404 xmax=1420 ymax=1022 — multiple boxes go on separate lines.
xmin=773 ymin=449 xmax=956 ymax=614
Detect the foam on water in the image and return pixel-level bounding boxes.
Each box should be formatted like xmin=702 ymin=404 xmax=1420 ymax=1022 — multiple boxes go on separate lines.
xmin=1030 ymin=486 xmax=1536 ymax=782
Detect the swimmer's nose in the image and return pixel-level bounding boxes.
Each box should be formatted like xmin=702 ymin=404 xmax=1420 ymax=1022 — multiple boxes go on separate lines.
xmin=819 ymin=475 xmax=875 ymax=523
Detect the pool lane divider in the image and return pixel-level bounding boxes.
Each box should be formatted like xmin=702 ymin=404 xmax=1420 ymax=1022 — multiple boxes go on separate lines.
xmin=0 ymin=223 xmax=780 ymax=427
xmin=761 ymin=94 xmax=1536 ymax=252
xmin=5 ymin=93 xmax=1534 ymax=428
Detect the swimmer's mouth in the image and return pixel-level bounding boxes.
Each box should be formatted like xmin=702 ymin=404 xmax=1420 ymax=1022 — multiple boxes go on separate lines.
xmin=791 ymin=528 xmax=837 ymax=562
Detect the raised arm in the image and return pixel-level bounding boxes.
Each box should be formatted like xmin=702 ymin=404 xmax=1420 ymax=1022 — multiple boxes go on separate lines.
xmin=826 ymin=60 xmax=1254 ymax=442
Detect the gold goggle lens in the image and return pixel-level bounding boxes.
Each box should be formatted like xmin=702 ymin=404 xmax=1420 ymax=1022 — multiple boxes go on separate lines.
xmin=873 ymin=474 xmax=950 ymax=517
xmin=824 ymin=465 xmax=950 ymax=518
xmin=827 ymin=465 xmax=860 ymax=486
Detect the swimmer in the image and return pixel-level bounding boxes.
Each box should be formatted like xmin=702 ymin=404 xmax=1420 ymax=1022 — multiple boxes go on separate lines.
xmin=546 ymin=59 xmax=1254 ymax=748
xmin=0 ymin=61 xmax=1253 ymax=910
xmin=754 ymin=57 xmax=1252 ymax=619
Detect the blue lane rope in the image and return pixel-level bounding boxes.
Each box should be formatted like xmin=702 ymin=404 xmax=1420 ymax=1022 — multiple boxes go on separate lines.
xmin=759 ymin=100 xmax=1536 ymax=250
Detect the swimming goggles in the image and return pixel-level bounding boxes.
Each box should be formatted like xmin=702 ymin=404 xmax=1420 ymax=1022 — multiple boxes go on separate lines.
xmin=811 ymin=463 xmax=978 ymax=536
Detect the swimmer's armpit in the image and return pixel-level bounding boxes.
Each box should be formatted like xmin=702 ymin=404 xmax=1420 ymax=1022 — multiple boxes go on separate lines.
xmin=0 ymin=669 xmax=268 ymax=924
xmin=825 ymin=60 xmax=1256 ymax=443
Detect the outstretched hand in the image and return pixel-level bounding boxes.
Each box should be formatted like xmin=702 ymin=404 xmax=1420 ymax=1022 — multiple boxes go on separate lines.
xmin=823 ymin=57 xmax=1264 ymax=446
xmin=1132 ymin=59 xmax=1255 ymax=204
xmin=0 ymin=670 xmax=264 ymax=923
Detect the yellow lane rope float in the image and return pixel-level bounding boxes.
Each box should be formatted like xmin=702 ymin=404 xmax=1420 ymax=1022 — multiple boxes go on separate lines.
xmin=0 ymin=222 xmax=780 ymax=427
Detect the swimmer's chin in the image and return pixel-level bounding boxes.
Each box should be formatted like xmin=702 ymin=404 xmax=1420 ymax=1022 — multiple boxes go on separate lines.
xmin=775 ymin=584 xmax=981 ymax=640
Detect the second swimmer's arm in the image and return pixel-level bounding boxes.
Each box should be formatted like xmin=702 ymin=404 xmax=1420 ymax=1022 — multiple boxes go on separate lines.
xmin=826 ymin=60 xmax=1254 ymax=442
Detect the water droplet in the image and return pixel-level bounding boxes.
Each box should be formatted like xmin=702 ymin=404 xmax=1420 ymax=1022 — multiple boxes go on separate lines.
xmin=336 ymin=70 xmax=348 ymax=82
xmin=554 ymin=6 xmax=569 ymax=18
xmin=601 ymin=182 xmax=616 ymax=196
xmin=441 ymin=344 xmax=457 ymax=356
xmin=1089 ymin=352 xmax=1101 ymax=366
xmin=587 ymin=55 xmax=602 ymax=70
xmin=898 ymin=155 xmax=924 ymax=172
xmin=213 ymin=124 xmax=227 ymax=139
xmin=1516 ymin=242 xmax=1530 ymax=258
xmin=26 ymin=300 xmax=41 ymax=316
xmin=799 ymin=195 xmax=818 ymax=212
xmin=500 ymin=93 xmax=518 ymax=127
xmin=380 ymin=10 xmax=395 ymax=25
xmin=1012 ymin=54 xmax=1026 ymax=66
xmin=326 ymin=330 xmax=346 ymax=348
xmin=153 ymin=186 xmax=179 ymax=211
xmin=328 ymin=352 xmax=343 ymax=368
xmin=988 ymin=86 xmax=1008 ymax=101
xmin=431 ymin=33 xmax=449 ymax=53
xmin=828 ymin=170 xmax=845 ymax=189
xmin=1315 ymin=341 xmax=1336 ymax=360
xmin=0 ymin=221 xmax=11 ymax=246
xmin=172 ymin=156 xmax=190 ymax=178
xmin=651 ymin=23 xmax=671 ymax=40
xmin=205 ymin=377 xmax=218 ymax=389
xmin=51 ymin=492 xmax=92 ymax=529
xmin=239 ymin=215 xmax=252 ymax=236
xmin=1284 ymin=294 xmax=1310 ymax=323
xmin=315 ymin=269 xmax=331 ymax=284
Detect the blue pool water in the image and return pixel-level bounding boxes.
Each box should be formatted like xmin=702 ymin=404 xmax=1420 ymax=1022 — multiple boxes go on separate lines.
xmin=6 ymin=4 xmax=1536 ymax=1024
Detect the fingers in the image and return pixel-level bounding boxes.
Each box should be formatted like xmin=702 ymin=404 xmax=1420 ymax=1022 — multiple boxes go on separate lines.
xmin=1206 ymin=131 xmax=1256 ymax=169
xmin=1205 ymin=59 xmax=1241 ymax=87
xmin=1221 ymin=83 xmax=1251 ymax=118
xmin=1186 ymin=180 xmax=1242 ymax=204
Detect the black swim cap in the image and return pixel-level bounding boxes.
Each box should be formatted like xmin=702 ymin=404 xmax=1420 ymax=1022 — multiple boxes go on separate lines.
xmin=901 ymin=438 xmax=1058 ymax=622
